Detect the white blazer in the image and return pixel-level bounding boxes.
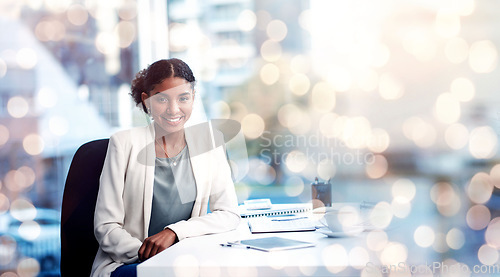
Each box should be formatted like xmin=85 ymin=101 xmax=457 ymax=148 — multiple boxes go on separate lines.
xmin=91 ymin=123 xmax=240 ymax=277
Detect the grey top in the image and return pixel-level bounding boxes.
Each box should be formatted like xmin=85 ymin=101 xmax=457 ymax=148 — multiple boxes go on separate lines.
xmin=148 ymin=146 xmax=197 ymax=237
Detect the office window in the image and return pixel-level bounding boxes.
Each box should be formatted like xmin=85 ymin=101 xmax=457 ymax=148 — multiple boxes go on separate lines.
xmin=1 ymin=0 xmax=500 ymax=276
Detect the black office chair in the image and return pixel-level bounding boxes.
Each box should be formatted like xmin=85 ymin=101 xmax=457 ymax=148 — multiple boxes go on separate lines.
xmin=61 ymin=139 xmax=109 ymax=277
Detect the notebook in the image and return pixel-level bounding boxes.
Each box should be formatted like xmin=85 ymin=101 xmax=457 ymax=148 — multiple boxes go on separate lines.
xmin=238 ymin=203 xmax=313 ymax=218
xmin=239 ymin=237 xmax=315 ymax=251
xmin=248 ymin=215 xmax=316 ymax=233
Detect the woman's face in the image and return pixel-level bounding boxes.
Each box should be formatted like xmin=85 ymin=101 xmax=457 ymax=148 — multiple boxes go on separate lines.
xmin=142 ymin=77 xmax=194 ymax=134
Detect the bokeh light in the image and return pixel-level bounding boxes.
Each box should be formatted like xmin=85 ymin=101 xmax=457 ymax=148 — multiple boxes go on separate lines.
xmin=446 ymin=228 xmax=465 ymax=250
xmin=401 ymin=28 xmax=437 ymax=62
xmin=434 ymin=11 xmax=461 ymax=38
xmin=17 ymin=257 xmax=40 ymax=277
xmin=0 ymin=194 xmax=10 ymax=215
xmin=414 ymin=225 xmax=435 ymax=248
xmin=378 ymin=73 xmax=404 ymax=100
xmin=391 ymin=178 xmax=416 ymax=202
xmin=18 ymin=220 xmax=41 ymax=241
xmin=467 ymin=172 xmax=493 ymax=204
xmin=298 ymin=9 xmax=311 ymax=31
xmin=36 ymin=87 xmax=58 ymax=108
xmin=484 ymin=217 xmax=500 ymax=249
xmin=369 ymin=201 xmax=392 ymax=229
xmin=371 ymin=43 xmax=391 ymax=68
xmin=468 ymin=126 xmax=498 ymax=159
xmin=469 ymin=40 xmax=498 ymax=73
xmin=402 ymin=117 xmax=436 ymax=148
xmin=283 ymin=176 xmax=305 ymax=197
xmin=35 ymin=19 xmax=65 ymax=41
xmin=367 ymin=128 xmax=390 ymax=153
xmin=322 ymin=244 xmax=348 ymax=274
xmin=288 ymin=112 xmax=311 ymax=135
xmin=67 ymin=4 xmax=89 ymax=26
xmin=357 ymin=68 xmax=379 ymax=92
xmin=348 ymin=247 xmax=369 ymax=269
xmin=490 ymin=164 xmax=500 ymax=189
xmin=0 ymin=235 xmax=17 ymax=266
xmin=23 ymin=134 xmax=44 ymax=155
xmin=289 ymin=73 xmax=310 ymax=96
xmin=466 ymin=204 xmax=491 ymax=230
xmin=450 ymin=77 xmax=475 ymax=102
xmin=430 ymin=182 xmax=461 ymax=217
xmin=238 ymin=10 xmax=257 ymax=31
xmin=391 ymin=196 xmax=411 ymax=218
xmin=16 ymin=48 xmax=37 ymax=69
xmin=7 ymin=96 xmax=29 ymax=118
xmin=5 ymin=166 xmax=36 ymax=192
xmin=0 ymin=124 xmax=9 ymax=146
xmin=444 ymin=37 xmax=469 ymax=64
xmin=277 ymin=104 xmax=303 ymax=128
xmin=0 ymin=58 xmax=6 ymax=78
xmin=311 ymin=82 xmax=335 ymax=112
xmin=318 ymin=112 xmax=338 ymax=138
xmin=260 ymin=63 xmax=280 ymax=85
xmin=285 ymin=150 xmax=308 ymax=173
xmin=241 ymin=113 xmax=265 ymax=139
xmin=316 ymin=159 xmax=336 ymax=180
xmin=248 ymin=158 xmax=276 ymax=185
xmin=260 ymin=40 xmax=282 ymax=62
xmin=290 ymin=55 xmax=310 ymax=74
xmin=173 ymin=254 xmax=199 ymax=277
xmin=115 ymin=20 xmax=136 ymax=48
xmin=266 ymin=20 xmax=287 ymax=42
xmin=365 ymin=154 xmax=388 ymax=179
xmin=342 ymin=116 xmax=371 ymax=149
xmin=118 ymin=3 xmax=137 ymax=20
xmin=477 ymin=244 xmax=499 ymax=265
xmin=380 ymin=242 xmax=408 ymax=265
xmin=366 ymin=230 xmax=388 ymax=251
xmin=445 ymin=123 xmax=469 ymax=150
xmin=10 ymin=198 xmax=36 ymax=221
xmin=434 ymin=93 xmax=460 ymax=124
xmin=326 ymin=66 xmax=352 ymax=92
xmin=95 ymin=31 xmax=118 ymax=55
xmin=298 ymin=255 xmax=317 ymax=276
xmin=210 ymin=101 xmax=231 ymax=119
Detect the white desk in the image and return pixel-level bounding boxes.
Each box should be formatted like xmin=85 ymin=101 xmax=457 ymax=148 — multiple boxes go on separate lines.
xmin=137 ymin=220 xmax=374 ymax=277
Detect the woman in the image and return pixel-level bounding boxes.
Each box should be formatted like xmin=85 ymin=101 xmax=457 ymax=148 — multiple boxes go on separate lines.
xmin=91 ymin=59 xmax=240 ymax=277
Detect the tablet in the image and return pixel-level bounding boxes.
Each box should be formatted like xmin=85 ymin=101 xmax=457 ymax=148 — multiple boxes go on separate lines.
xmin=239 ymin=237 xmax=315 ymax=252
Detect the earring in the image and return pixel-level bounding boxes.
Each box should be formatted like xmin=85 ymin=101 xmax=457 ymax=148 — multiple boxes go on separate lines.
xmin=146 ymin=107 xmax=151 ymax=114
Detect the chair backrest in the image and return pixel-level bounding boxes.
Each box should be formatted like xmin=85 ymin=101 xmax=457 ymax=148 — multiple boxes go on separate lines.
xmin=60 ymin=139 xmax=109 ymax=277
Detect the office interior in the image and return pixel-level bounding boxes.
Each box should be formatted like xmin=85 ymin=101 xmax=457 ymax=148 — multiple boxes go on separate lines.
xmin=0 ymin=0 xmax=499 ymax=276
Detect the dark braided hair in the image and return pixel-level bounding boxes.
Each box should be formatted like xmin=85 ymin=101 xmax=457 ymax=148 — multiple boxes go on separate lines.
xmin=130 ymin=58 xmax=196 ymax=113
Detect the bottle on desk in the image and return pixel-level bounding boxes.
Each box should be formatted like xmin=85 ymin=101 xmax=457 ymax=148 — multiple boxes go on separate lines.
xmin=311 ymin=177 xmax=332 ymax=209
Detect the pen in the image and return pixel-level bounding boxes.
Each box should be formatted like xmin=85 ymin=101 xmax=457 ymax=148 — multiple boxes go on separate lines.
xmin=220 ymin=243 xmax=250 ymax=249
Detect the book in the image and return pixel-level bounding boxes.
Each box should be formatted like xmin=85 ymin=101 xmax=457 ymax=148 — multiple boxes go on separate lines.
xmin=238 ymin=203 xmax=313 ymax=218
xmin=247 ymin=215 xmax=316 ymax=233
xmin=239 ymin=237 xmax=315 ymax=251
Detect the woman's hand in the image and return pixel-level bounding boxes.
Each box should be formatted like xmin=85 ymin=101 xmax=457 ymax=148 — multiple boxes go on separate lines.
xmin=138 ymin=228 xmax=178 ymax=261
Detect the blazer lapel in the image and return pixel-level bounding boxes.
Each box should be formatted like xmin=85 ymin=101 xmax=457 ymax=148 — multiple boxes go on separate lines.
xmin=143 ymin=124 xmax=156 ymax=238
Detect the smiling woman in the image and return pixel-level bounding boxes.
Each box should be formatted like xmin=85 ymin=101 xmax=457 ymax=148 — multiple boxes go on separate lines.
xmin=91 ymin=58 xmax=240 ymax=277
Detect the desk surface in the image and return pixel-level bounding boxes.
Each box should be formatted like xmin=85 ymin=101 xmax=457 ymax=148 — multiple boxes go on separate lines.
xmin=137 ymin=220 xmax=376 ymax=277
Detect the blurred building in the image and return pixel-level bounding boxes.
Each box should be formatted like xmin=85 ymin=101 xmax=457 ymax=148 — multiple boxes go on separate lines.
xmin=0 ymin=17 xmax=110 ymax=209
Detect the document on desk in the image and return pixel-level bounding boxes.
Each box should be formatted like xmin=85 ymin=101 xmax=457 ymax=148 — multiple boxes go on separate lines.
xmin=247 ymin=215 xmax=316 ymax=233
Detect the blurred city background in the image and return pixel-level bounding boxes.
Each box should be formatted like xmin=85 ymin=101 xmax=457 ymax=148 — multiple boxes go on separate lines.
xmin=0 ymin=0 xmax=499 ymax=276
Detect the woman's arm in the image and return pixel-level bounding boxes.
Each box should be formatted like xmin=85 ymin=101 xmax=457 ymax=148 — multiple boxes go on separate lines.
xmin=94 ymin=134 xmax=142 ymax=263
